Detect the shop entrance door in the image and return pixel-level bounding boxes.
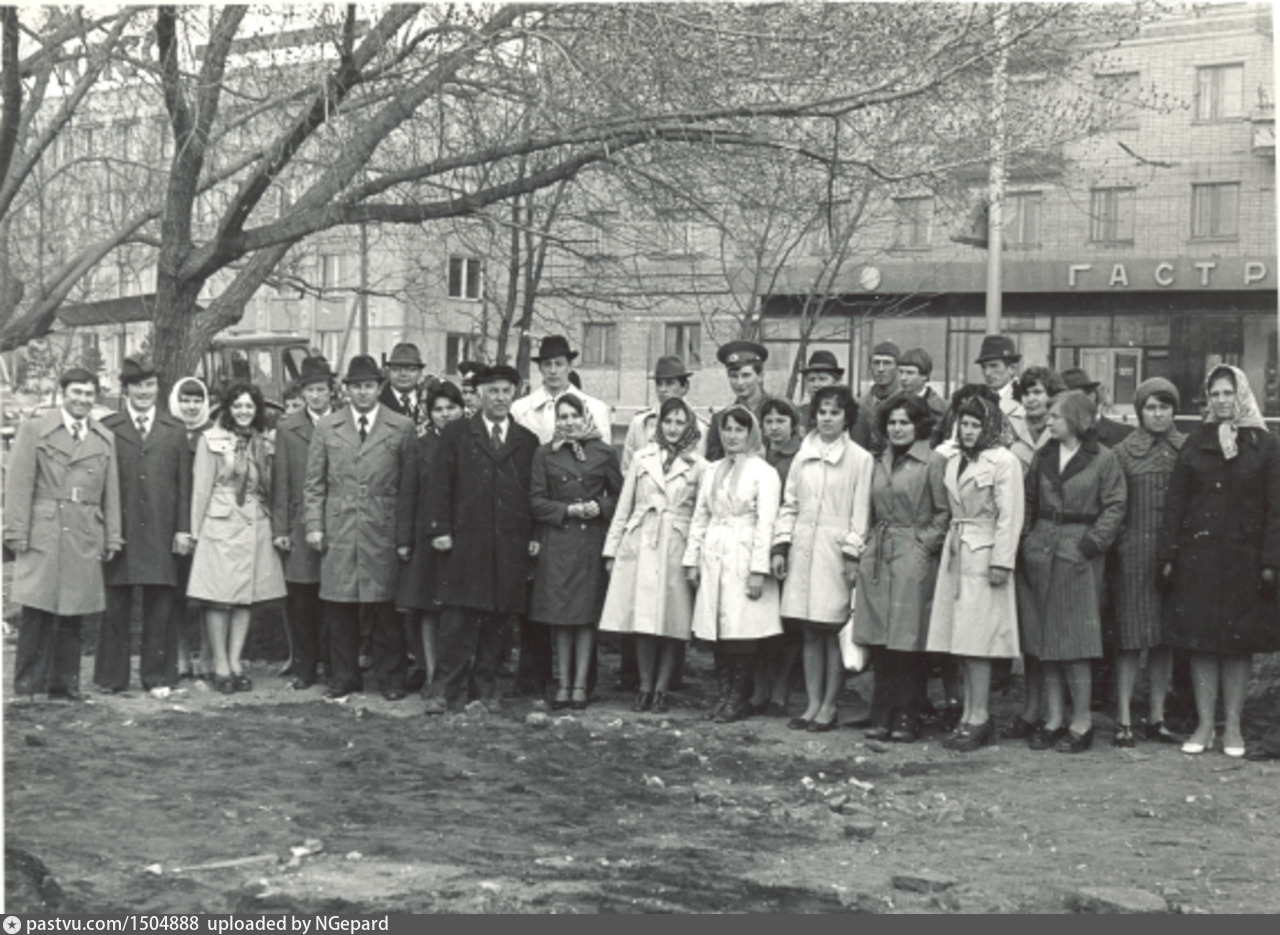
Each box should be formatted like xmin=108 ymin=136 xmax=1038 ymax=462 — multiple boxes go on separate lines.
xmin=1078 ymin=347 xmax=1142 ymax=414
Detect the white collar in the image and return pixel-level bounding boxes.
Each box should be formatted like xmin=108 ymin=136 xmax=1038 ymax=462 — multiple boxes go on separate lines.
xmin=126 ymin=401 xmax=156 ymax=423
xmin=482 ymin=414 xmax=509 ymax=437
xmin=62 ymin=408 xmax=87 ymax=436
xmin=352 ymin=404 xmax=380 ymax=430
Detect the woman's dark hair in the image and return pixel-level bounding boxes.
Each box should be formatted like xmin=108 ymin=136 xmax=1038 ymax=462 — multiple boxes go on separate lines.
xmin=426 ymin=380 xmax=466 ymax=414
xmin=759 ymin=397 xmax=800 ymax=433
xmin=721 ymin=405 xmax=755 ymax=431
xmin=877 ymin=392 xmax=932 ymax=441
xmin=176 ymin=378 xmax=207 ymax=400
xmin=659 ymin=395 xmax=694 ymax=422
xmin=808 ymin=384 xmax=858 ymax=434
xmin=1013 ymin=366 xmax=1066 ymax=403
xmin=216 ymin=381 xmax=266 ymax=433
xmin=1207 ymin=365 xmax=1237 ymax=393
xmin=554 ymin=393 xmax=586 ymax=417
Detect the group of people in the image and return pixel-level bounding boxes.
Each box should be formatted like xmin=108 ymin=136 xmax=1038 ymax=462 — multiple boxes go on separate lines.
xmin=5 ymin=331 xmax=1277 ymax=759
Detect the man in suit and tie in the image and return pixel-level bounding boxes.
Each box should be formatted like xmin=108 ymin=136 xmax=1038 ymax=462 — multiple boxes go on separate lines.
xmin=423 ymin=364 xmax=540 ymax=714
xmin=378 ymin=342 xmax=431 ymax=431
xmin=4 ymin=368 xmax=123 ymax=700
xmin=271 ymin=356 xmax=338 ymax=690
xmin=304 ymin=355 xmax=416 ymax=701
xmin=94 ymin=357 xmax=193 ymax=696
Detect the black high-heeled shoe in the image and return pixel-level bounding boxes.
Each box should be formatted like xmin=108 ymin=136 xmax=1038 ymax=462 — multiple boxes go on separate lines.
xmin=1055 ymin=725 xmax=1095 ymax=754
xmin=632 ymin=690 xmax=654 ymax=713
xmin=650 ymin=691 xmax=670 ymax=714
xmin=570 ymin=687 xmax=588 ymax=711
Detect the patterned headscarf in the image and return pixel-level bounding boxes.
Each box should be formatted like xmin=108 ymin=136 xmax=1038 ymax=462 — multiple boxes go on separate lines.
xmin=656 ymin=396 xmax=702 ymax=474
xmin=1205 ymin=364 xmax=1269 ymax=460
xmin=550 ymin=394 xmax=602 ymax=461
xmin=956 ymin=394 xmax=1004 ymax=460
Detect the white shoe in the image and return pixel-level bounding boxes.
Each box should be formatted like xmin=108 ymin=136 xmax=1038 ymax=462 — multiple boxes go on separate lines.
xmin=1181 ymin=732 xmax=1215 ymax=755
xmin=1223 ymin=745 xmax=1245 ymax=758
xmin=149 ymin=686 xmax=172 ymax=700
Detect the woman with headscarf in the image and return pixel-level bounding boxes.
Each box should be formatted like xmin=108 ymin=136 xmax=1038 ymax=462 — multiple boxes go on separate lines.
xmin=1107 ymin=378 xmax=1188 ymax=747
xmin=683 ymin=406 xmax=783 ymax=722
xmin=1159 ymin=365 xmax=1279 ymax=758
xmin=1017 ymin=391 xmax=1128 ymax=754
xmin=168 ymin=376 xmax=214 ymax=682
xmin=187 ymin=381 xmax=287 ymax=693
xmin=528 ymin=394 xmax=623 ymax=710
xmin=926 ymin=389 xmax=1025 ymax=752
xmin=600 ymin=397 xmax=708 ymax=713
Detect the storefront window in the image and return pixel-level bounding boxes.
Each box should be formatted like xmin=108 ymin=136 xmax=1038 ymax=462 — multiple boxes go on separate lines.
xmin=1055 ymin=316 xmax=1113 ymax=346
xmin=1113 ymin=315 xmax=1172 ymax=347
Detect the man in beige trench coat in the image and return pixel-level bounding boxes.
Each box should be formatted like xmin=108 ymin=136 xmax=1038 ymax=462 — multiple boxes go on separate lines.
xmin=4 ymin=368 xmax=122 ymax=699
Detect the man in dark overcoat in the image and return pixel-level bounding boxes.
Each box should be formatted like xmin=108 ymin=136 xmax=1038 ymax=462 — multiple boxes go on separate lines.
xmin=304 ymin=355 xmax=416 ymax=701
xmin=271 ymin=356 xmax=338 ymax=689
xmin=423 ymin=364 xmax=540 ymax=714
xmin=95 ymin=357 xmax=193 ymax=695
xmin=4 ymin=369 xmax=123 ymax=699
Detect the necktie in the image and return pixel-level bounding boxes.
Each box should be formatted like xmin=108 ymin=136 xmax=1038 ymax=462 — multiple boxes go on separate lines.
xmin=70 ymin=422 xmax=82 ymax=444
xmin=136 ymin=414 xmax=148 ymax=438
xmin=401 ymin=393 xmax=412 ymax=413
xmin=490 ymin=421 xmax=503 ymax=450
xmin=358 ymin=414 xmax=368 ymax=443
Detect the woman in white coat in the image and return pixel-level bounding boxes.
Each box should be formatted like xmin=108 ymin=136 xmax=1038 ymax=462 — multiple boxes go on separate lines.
xmin=926 ymin=391 xmax=1024 ymax=752
xmin=683 ymin=406 xmax=783 ymax=722
xmin=772 ymin=385 xmax=874 ymax=732
xmin=600 ymin=398 xmax=707 ymax=714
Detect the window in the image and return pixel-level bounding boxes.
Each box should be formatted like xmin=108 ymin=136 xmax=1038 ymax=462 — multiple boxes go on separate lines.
xmin=448 ymin=256 xmax=482 ymax=299
xmin=1004 ymin=191 xmax=1043 ymax=247
xmin=1191 ymin=182 xmax=1239 ymax=239
xmin=893 ymin=196 xmax=933 ymax=248
xmin=1096 ymin=72 xmax=1141 ymax=128
xmin=1089 ymin=188 xmax=1135 ymax=242
xmin=654 ymin=210 xmax=698 ymax=256
xmin=586 ymin=211 xmax=620 ymax=257
xmin=1196 ymin=64 xmax=1244 ymax=122
xmin=581 ymin=323 xmax=618 ymax=366
xmin=321 ymin=253 xmax=350 ymax=290
xmin=664 ymin=322 xmax=702 ymax=368
xmin=446 ymin=333 xmax=476 ymax=373
xmin=116 ymin=121 xmax=135 ymax=161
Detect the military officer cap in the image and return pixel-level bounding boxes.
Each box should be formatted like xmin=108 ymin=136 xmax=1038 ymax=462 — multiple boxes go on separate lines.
xmin=716 ymin=340 xmax=768 ymax=369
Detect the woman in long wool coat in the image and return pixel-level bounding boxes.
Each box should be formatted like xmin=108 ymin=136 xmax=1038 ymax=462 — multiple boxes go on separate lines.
xmin=528 ymin=395 xmax=623 ymax=710
xmin=683 ymin=406 xmax=783 ymax=723
xmin=1017 ymin=391 xmax=1127 ymax=754
xmin=772 ymin=385 xmax=874 ymax=733
xmin=854 ymin=393 xmax=949 ymax=743
xmin=926 ymin=392 xmax=1024 ymax=752
xmin=187 ymin=381 xmax=287 ymax=694
xmin=600 ymin=397 xmax=707 ymax=713
xmin=1159 ymin=365 xmax=1280 ymax=758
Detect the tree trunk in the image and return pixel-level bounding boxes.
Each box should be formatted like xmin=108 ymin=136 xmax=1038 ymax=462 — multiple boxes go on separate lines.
xmin=151 ymin=273 xmax=207 ymax=396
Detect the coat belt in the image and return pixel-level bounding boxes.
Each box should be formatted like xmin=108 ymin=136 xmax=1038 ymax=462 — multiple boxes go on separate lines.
xmin=870 ymin=521 xmax=915 ymax=583
xmin=947 ymin=518 xmax=993 ymax=599
xmin=1037 ymin=509 xmax=1098 ymax=525
xmin=35 ymin=489 xmax=92 ymax=504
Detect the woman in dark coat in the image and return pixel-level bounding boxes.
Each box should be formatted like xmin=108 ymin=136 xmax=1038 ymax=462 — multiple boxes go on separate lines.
xmin=396 ymin=381 xmax=467 ymax=689
xmin=528 ymin=395 xmax=623 ymax=710
xmin=1159 ymin=365 xmax=1280 ymax=758
xmin=1017 ymin=391 xmax=1127 ymax=753
xmin=1110 ymin=378 xmax=1186 ymax=747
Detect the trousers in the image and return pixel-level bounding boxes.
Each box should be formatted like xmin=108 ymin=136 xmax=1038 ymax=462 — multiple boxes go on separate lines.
xmin=15 ymin=608 xmax=83 ymax=695
xmin=285 ymin=582 xmax=326 ymax=685
xmin=428 ymin=606 xmax=508 ymax=705
xmin=95 ymin=585 xmax=178 ymax=690
xmin=325 ymin=601 xmax=405 ymax=693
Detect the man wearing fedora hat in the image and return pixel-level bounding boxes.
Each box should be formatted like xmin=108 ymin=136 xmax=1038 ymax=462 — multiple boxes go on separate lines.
xmin=379 ymin=342 xmax=432 ymax=430
xmin=1061 ymin=367 xmax=1133 ymax=448
xmin=271 ymin=356 xmax=340 ymax=690
xmin=850 ymin=341 xmax=904 ymax=455
xmin=5 ymin=369 xmax=122 ymax=700
xmin=620 ymin=355 xmax=709 ymax=473
xmin=705 ymin=340 xmax=776 ymax=461
xmin=511 ymin=334 xmax=612 ymax=444
xmin=304 ymin=354 xmax=416 ymax=701
xmin=94 ymin=357 xmax=194 ymax=697
xmin=974 ymin=334 xmax=1035 ymax=468
xmin=795 ymin=349 xmax=846 ymax=428
xmin=898 ymin=348 xmax=948 ymax=422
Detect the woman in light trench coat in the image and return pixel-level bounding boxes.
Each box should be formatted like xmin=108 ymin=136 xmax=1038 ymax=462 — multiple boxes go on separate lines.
xmin=926 ymin=391 xmax=1025 ymax=752
xmin=772 ymin=385 xmax=874 ymax=733
xmin=600 ymin=397 xmax=707 ymax=714
xmin=683 ymin=406 xmax=783 ymax=722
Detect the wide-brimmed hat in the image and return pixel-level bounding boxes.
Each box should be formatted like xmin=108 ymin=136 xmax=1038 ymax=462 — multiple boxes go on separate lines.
xmin=531 ymin=335 xmax=578 ymax=363
xmin=297 ymin=356 xmax=335 ymax=387
xmin=59 ymin=367 xmax=100 ymax=391
xmin=342 ymin=355 xmax=383 ymax=385
xmin=119 ymin=356 xmax=157 ymax=387
xmin=475 ymin=364 xmax=522 ymax=386
xmin=653 ymin=355 xmax=693 ymax=381
xmin=974 ymin=334 xmax=1021 ymax=365
xmin=1060 ymin=367 xmax=1101 ymax=392
xmin=386 ymin=343 xmax=425 ymax=368
xmin=716 ymin=340 xmax=768 ymax=368
xmin=800 ymin=350 xmax=844 ymax=376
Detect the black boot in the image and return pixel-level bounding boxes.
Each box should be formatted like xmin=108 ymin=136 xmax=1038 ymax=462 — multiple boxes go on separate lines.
xmin=715 ymin=657 xmax=753 ymax=723
xmin=706 ymin=654 xmax=731 ymax=720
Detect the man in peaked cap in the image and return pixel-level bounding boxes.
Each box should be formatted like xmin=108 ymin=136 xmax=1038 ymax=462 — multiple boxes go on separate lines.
xmin=620 ymin=355 xmax=709 ymax=473
xmin=974 ymin=334 xmax=1035 ymax=469
xmin=95 ymin=357 xmax=193 ymax=698
xmin=850 ymin=340 xmax=903 ymax=455
xmin=304 ymin=354 xmax=416 ymax=702
xmin=1061 ymin=366 xmax=1133 ymax=448
xmin=5 ymin=368 xmax=123 ymax=700
xmin=379 ymin=342 xmax=430 ymax=430
xmin=510 ymin=334 xmax=612 ymax=445
xmin=272 ymin=355 xmax=340 ymax=690
xmin=705 ymin=340 xmax=775 ymax=461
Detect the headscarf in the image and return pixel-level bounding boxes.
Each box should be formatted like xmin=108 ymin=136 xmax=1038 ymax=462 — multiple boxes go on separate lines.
xmin=711 ymin=405 xmax=765 ymax=496
xmin=168 ymin=376 xmax=210 ymax=429
xmin=550 ymin=394 xmax=602 ymax=461
xmin=655 ymin=396 xmax=701 ymax=474
xmin=937 ymin=384 xmax=1003 ymax=452
xmin=1205 ymin=364 xmax=1268 ymax=460
xmin=956 ymin=394 xmax=1004 ymax=462
xmin=1121 ymin=377 xmax=1186 ymax=460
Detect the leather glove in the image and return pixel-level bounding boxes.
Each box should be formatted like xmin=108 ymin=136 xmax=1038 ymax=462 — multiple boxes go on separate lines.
xmin=1156 ymin=562 xmax=1175 ymax=593
xmin=1260 ymin=566 xmax=1278 ymax=600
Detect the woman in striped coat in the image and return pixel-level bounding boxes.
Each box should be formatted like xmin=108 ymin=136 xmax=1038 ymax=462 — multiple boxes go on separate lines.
xmin=1017 ymin=391 xmax=1127 ymax=753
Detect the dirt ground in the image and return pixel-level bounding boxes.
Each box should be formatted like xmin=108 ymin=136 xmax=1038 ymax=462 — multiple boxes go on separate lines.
xmin=4 ymin=629 xmax=1280 ymax=915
